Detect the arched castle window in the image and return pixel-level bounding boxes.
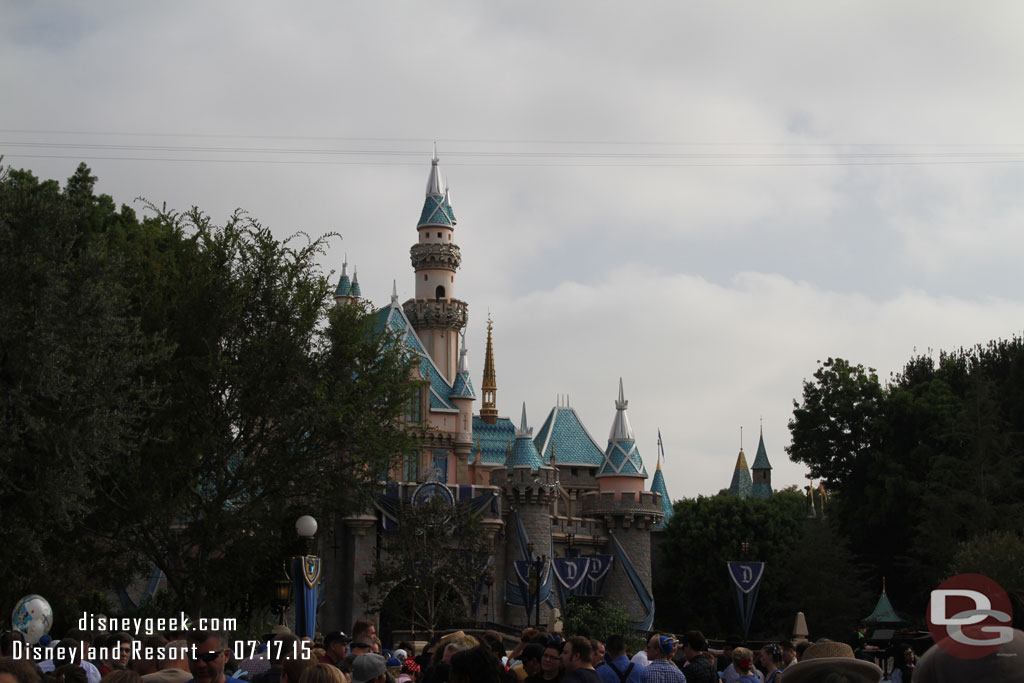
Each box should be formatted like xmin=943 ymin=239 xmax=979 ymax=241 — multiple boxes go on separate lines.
xmin=435 ymin=285 xmax=445 ymax=299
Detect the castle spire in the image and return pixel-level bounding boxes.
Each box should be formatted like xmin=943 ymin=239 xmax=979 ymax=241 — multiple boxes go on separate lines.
xmin=334 ymin=257 xmax=352 ymax=300
xmin=609 ymin=377 xmax=634 ymax=441
xmin=598 ymin=379 xmax=646 ymax=480
xmin=480 ymin=314 xmax=499 ymax=424
xmin=751 ymin=423 xmax=773 ymax=499
xmin=426 ymin=147 xmax=444 ymax=196
xmin=516 ymin=403 xmax=533 ymax=439
xmin=729 ymin=435 xmax=753 ymax=498
xmin=349 ymin=268 xmax=361 ymax=298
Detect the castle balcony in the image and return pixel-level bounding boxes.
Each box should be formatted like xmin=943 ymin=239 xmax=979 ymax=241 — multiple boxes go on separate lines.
xmin=403 ymin=297 xmax=468 ymax=332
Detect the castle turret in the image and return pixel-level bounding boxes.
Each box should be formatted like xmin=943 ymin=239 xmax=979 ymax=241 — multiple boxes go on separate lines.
xmin=403 ymin=154 xmax=467 ymax=383
xmin=597 ymin=379 xmax=648 ymax=499
xmin=480 ymin=315 xmax=499 ymax=425
xmin=585 ymin=379 xmax=661 ymax=628
xmin=333 ymin=258 xmax=358 ymax=305
xmin=751 ymin=425 xmax=773 ymax=499
xmin=492 ymin=404 xmax=557 ymax=626
xmin=449 ymin=335 xmax=476 ymax=482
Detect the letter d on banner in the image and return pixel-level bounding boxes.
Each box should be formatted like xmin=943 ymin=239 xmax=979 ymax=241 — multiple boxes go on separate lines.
xmin=727 ymin=561 xmax=765 ymax=639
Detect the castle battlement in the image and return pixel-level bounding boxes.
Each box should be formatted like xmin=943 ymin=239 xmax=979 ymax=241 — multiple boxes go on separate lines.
xmin=402 ymin=297 xmax=468 ymax=331
xmin=579 ymin=490 xmax=665 ymax=530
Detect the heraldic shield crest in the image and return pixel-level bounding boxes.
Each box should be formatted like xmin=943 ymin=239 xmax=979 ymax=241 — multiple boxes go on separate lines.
xmin=302 ymin=555 xmax=322 ymax=588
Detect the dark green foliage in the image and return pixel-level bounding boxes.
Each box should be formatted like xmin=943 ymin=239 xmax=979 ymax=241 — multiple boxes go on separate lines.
xmin=948 ymin=530 xmax=1024 ymax=591
xmin=0 ymin=164 xmax=165 ymax=616
xmin=563 ymin=598 xmax=641 ymax=650
xmin=0 ymin=163 xmax=420 ymax=621
xmin=787 ymin=341 xmax=1024 ymax=620
xmin=369 ymin=496 xmax=492 ymax=637
xmin=655 ymin=489 xmax=846 ymax=637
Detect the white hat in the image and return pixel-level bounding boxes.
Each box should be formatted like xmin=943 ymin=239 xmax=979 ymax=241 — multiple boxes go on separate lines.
xmin=781 ymin=641 xmax=882 ymax=683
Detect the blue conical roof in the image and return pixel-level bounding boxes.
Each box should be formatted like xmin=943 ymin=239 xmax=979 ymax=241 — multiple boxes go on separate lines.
xmin=418 ymin=157 xmax=456 ymax=228
xmin=506 ymin=404 xmax=543 ymax=470
xmin=450 ymin=339 xmax=476 ymax=399
xmin=728 ymin=449 xmax=752 ymax=498
xmin=334 ymin=260 xmax=352 ymax=297
xmin=650 ymin=463 xmax=673 ymax=529
xmin=864 ymin=589 xmax=904 ymax=625
xmin=598 ymin=379 xmax=647 ymax=478
xmin=349 ymin=270 xmax=361 ymax=297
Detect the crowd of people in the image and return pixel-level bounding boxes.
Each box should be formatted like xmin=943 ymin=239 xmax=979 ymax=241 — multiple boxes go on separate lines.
xmin=3 ymin=620 xmax=1024 ymax=683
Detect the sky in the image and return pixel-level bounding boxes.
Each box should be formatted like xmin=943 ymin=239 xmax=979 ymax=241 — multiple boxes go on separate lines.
xmin=4 ymin=1 xmax=1024 ymax=501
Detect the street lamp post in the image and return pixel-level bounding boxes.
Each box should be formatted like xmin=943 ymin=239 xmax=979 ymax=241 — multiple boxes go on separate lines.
xmin=291 ymin=515 xmax=321 ymax=638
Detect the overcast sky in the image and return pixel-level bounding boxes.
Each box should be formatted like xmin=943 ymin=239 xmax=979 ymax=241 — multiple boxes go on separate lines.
xmin=5 ymin=1 xmax=1024 ymax=500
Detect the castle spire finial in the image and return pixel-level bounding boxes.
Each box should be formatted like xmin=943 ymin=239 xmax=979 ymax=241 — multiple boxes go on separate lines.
xmin=480 ymin=314 xmax=499 ymax=424
xmin=458 ymin=333 xmax=469 ymax=374
xmin=608 ymin=378 xmax=634 ymax=441
xmin=391 ymin=279 xmax=398 ymax=305
xmin=426 ymin=148 xmax=444 ymax=196
xmin=516 ymin=403 xmax=533 ymax=438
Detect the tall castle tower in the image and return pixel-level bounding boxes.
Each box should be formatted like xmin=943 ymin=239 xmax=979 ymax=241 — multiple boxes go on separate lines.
xmin=584 ymin=379 xmax=662 ymax=627
xmin=491 ymin=405 xmax=558 ymax=626
xmin=402 ymin=154 xmax=467 ymax=384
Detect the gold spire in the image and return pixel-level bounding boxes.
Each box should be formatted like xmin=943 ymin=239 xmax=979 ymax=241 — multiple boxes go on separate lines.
xmin=480 ymin=314 xmax=498 ymax=424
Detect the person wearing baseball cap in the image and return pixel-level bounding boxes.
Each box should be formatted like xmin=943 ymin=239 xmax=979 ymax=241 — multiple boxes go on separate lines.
xmin=320 ymin=632 xmax=351 ymax=668
xmin=350 ymin=654 xmax=387 ymax=683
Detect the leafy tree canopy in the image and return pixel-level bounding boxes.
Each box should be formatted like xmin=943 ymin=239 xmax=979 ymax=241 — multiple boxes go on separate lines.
xmin=0 ymin=163 xmax=421 ymax=622
xmin=787 ymin=340 xmax=1024 ymax=617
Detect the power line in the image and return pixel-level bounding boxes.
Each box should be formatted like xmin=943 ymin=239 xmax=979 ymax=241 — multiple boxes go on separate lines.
xmin=3 ymin=128 xmax=1024 ymax=148
xmin=6 ymin=152 xmax=1024 ymax=168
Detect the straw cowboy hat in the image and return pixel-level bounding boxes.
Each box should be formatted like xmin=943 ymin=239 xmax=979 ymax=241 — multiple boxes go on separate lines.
xmin=781 ymin=641 xmax=882 ymax=683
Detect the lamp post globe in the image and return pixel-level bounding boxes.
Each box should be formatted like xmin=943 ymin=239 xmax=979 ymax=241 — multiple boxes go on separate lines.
xmin=296 ymin=515 xmax=318 ymax=538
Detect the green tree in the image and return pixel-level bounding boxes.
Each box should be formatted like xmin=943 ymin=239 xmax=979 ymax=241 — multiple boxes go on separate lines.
xmin=771 ymin=516 xmax=874 ymax=639
xmin=0 ymin=165 xmax=165 ymax=613
xmin=655 ymin=490 xmax=807 ymax=637
xmin=0 ymin=163 xmax=422 ymax=621
xmin=787 ymin=358 xmax=884 ymax=488
xmin=562 ymin=598 xmax=641 ymax=650
xmin=368 ymin=495 xmax=492 ymax=638
xmin=948 ymin=530 xmax=1024 ymax=590
xmin=787 ymin=342 xmax=1024 ymax=616
xmin=94 ymin=205 xmax=421 ymax=618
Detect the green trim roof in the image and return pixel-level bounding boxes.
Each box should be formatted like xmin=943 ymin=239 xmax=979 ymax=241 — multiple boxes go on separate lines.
xmin=752 ymin=432 xmax=772 ymax=470
xmin=864 ymin=591 xmax=904 ymax=625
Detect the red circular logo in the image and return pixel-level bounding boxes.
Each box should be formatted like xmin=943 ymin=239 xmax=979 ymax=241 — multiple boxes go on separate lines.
xmin=926 ymin=573 xmax=1014 ymax=659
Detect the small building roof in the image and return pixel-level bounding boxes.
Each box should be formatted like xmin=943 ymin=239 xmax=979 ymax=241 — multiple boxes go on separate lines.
xmin=864 ymin=587 xmax=905 ymax=625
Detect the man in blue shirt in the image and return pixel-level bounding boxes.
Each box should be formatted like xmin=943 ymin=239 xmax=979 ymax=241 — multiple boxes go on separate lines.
xmin=597 ymin=635 xmax=644 ymax=683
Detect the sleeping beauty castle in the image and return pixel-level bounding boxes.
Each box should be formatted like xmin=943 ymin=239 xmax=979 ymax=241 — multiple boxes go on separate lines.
xmin=321 ymin=156 xmax=674 ymax=636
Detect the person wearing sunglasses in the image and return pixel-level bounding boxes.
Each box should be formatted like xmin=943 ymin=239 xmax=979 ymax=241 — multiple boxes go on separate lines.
xmin=187 ymin=632 xmax=243 ymax=683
